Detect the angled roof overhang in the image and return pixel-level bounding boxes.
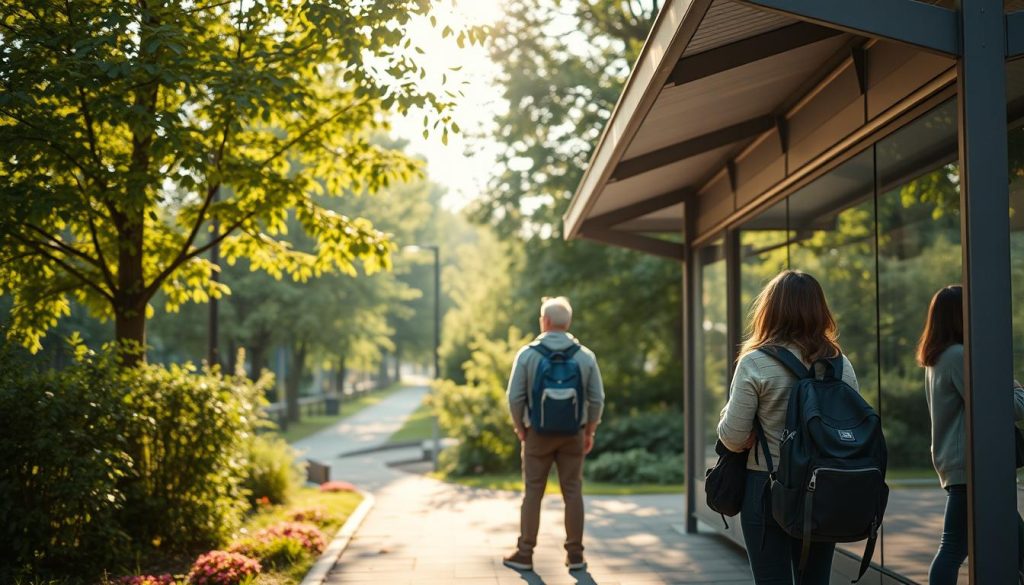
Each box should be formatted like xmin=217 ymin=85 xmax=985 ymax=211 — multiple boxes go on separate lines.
xmin=564 ymin=0 xmax=963 ymax=256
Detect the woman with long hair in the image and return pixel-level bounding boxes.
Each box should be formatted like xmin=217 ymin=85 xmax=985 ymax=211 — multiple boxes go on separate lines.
xmin=918 ymin=284 xmax=1024 ymax=584
xmin=718 ymin=270 xmax=859 ymax=584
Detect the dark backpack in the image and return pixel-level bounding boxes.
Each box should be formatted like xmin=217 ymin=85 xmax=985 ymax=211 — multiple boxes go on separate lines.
xmin=760 ymin=345 xmax=889 ymax=583
xmin=528 ymin=341 xmax=584 ymax=435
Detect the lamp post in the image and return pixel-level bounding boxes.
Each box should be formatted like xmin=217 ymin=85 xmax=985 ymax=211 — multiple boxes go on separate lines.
xmin=403 ymin=244 xmax=441 ymax=470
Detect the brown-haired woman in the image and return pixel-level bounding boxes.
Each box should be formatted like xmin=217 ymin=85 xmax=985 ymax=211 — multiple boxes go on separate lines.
xmin=718 ymin=270 xmax=859 ymax=584
xmin=917 ymin=284 xmax=1024 ymax=584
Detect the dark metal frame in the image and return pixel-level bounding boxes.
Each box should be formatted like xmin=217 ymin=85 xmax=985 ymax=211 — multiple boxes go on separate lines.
xmin=956 ymin=2 xmax=1018 ymax=583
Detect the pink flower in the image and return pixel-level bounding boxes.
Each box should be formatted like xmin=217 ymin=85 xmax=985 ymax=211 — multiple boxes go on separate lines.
xmin=188 ymin=550 xmax=261 ymax=585
xmin=318 ymin=480 xmax=357 ymax=493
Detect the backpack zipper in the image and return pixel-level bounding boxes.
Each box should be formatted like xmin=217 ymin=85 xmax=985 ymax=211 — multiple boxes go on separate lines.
xmin=808 ymin=467 xmax=881 ymax=491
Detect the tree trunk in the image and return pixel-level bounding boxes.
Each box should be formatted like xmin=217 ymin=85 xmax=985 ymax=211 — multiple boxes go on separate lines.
xmin=286 ymin=343 xmax=306 ymax=423
xmin=249 ymin=342 xmax=266 ymax=381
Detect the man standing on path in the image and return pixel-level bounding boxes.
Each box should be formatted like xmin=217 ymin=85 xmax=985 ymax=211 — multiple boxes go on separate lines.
xmin=502 ymin=296 xmax=605 ymax=573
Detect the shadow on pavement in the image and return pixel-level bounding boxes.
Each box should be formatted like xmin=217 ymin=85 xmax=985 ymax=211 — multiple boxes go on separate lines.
xmin=506 ymin=568 xmax=599 ymax=585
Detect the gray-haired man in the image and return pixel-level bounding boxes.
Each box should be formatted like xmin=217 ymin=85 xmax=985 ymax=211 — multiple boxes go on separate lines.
xmin=502 ymin=297 xmax=605 ymax=572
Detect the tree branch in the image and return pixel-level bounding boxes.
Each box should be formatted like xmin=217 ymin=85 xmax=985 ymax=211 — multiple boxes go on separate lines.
xmin=9 ymin=231 xmax=114 ymax=302
xmin=257 ymin=101 xmax=367 ymax=171
xmin=84 ymin=209 xmax=116 ymax=292
xmin=25 ymin=223 xmax=108 ymax=272
xmin=143 ymin=203 xmax=263 ymax=299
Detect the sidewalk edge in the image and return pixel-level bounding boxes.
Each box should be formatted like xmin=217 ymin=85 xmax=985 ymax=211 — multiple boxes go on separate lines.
xmin=299 ymin=489 xmax=376 ymax=585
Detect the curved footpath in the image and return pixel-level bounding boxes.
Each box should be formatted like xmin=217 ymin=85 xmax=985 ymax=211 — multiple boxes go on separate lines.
xmin=291 ymin=383 xmax=752 ymax=585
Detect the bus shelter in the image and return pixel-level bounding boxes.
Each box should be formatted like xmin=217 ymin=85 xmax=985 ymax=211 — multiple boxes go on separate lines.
xmin=565 ymin=1 xmax=1024 ymax=582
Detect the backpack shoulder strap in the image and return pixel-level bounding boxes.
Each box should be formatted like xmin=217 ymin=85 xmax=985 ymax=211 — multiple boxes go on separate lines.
xmin=564 ymin=344 xmax=581 ymax=358
xmin=529 ymin=340 xmax=553 ymax=358
xmin=817 ymin=355 xmax=844 ymax=381
xmin=758 ymin=345 xmax=812 ymax=379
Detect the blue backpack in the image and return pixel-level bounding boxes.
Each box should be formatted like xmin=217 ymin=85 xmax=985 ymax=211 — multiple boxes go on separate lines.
xmin=528 ymin=341 xmax=585 ymax=435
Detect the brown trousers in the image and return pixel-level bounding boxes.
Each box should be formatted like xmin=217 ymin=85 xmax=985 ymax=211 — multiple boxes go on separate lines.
xmin=516 ymin=429 xmax=585 ymax=556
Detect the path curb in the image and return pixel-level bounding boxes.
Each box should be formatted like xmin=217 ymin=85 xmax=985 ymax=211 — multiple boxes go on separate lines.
xmin=298 ymin=489 xmax=375 ymax=585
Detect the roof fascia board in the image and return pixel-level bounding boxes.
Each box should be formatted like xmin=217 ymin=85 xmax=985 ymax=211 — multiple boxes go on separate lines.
xmin=735 ymin=0 xmax=959 ymax=56
xmin=1007 ymin=11 xmax=1024 ymax=58
xmin=667 ymin=22 xmax=844 ymax=87
xmin=563 ymin=0 xmax=715 ymax=240
xmin=584 ymin=188 xmax=691 ymax=229
xmin=578 ymin=228 xmax=686 ymax=261
xmin=612 ymin=115 xmax=776 ymax=181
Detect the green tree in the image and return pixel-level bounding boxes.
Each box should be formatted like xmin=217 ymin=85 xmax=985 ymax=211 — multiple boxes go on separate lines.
xmin=0 ymin=0 xmax=476 ymax=361
xmin=462 ymin=0 xmax=680 ymax=409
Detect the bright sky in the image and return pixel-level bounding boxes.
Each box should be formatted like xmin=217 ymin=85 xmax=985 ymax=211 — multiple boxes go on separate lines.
xmin=390 ymin=1 xmax=509 ymax=210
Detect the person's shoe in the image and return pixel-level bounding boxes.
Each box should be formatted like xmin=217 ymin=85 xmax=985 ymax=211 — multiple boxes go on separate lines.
xmin=502 ymin=550 xmax=533 ymax=571
xmin=565 ymin=552 xmax=587 ymax=571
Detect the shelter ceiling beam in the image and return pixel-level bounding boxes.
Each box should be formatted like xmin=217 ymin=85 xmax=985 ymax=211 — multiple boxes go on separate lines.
xmin=612 ymin=116 xmax=775 ymax=181
xmin=736 ymin=0 xmax=959 ymax=56
xmin=667 ymin=22 xmax=844 ymax=87
xmin=584 ymin=189 xmax=691 ymax=229
xmin=578 ymin=228 xmax=685 ymax=261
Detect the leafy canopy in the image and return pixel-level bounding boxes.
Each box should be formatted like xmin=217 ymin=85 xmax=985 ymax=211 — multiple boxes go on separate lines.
xmin=0 ymin=0 xmax=480 ymax=351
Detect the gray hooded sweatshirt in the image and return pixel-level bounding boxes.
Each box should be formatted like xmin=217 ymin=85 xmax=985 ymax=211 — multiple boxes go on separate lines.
xmin=506 ymin=331 xmax=605 ymax=430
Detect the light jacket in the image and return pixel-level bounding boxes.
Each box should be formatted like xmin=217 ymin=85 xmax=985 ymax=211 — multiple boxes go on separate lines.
xmin=506 ymin=331 xmax=605 ymax=429
xmin=718 ymin=343 xmax=859 ymax=472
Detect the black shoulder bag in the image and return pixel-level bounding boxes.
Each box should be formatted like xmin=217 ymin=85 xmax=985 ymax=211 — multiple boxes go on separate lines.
xmin=704 ymin=420 xmax=769 ymax=527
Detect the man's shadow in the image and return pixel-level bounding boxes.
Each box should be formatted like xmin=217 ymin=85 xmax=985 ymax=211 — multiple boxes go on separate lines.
xmin=508 ymin=568 xmax=598 ymax=585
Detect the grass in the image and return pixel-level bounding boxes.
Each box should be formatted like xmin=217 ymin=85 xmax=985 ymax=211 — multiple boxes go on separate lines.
xmin=434 ymin=471 xmax=685 ymax=496
xmin=244 ymin=487 xmax=363 ymax=585
xmin=386 ymin=396 xmax=436 ymax=444
xmin=279 ymin=382 xmax=402 ymax=444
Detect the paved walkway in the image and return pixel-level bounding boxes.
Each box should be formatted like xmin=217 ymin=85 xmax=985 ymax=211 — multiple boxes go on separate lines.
xmin=291 ymin=383 xmax=752 ymax=585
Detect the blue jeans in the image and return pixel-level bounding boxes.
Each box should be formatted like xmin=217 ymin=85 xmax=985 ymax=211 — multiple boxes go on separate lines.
xmin=740 ymin=471 xmax=835 ymax=585
xmin=929 ymin=484 xmax=1024 ymax=585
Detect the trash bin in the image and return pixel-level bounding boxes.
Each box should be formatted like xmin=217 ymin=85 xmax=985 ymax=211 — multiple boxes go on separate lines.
xmin=325 ymin=396 xmax=340 ymax=416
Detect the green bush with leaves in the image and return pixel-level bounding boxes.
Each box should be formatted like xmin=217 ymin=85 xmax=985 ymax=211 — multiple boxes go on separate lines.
xmin=433 ymin=329 xmax=530 ymax=476
xmin=241 ymin=434 xmax=306 ymax=507
xmin=0 ymin=343 xmax=277 ymax=583
xmin=590 ymin=409 xmax=684 ymax=458
xmin=585 ymin=449 xmax=685 ymax=485
xmin=0 ymin=347 xmax=133 ymax=578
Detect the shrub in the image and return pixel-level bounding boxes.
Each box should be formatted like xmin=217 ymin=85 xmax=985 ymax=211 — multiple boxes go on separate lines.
xmin=117 ymin=362 xmax=272 ymax=552
xmin=187 ymin=551 xmax=260 ymax=585
xmin=590 ymin=410 xmax=684 ymax=458
xmin=584 ymin=449 xmax=685 ymax=484
xmin=288 ymin=507 xmax=326 ymax=525
xmin=0 ymin=344 xmax=279 ymax=583
xmin=241 ymin=434 xmax=304 ymax=506
xmin=433 ymin=330 xmax=530 ymax=476
xmin=257 ymin=522 xmax=326 ymax=556
xmin=0 ymin=349 xmax=133 ymax=578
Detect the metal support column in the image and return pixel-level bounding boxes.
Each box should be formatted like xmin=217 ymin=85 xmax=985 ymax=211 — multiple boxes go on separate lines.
xmin=682 ymin=198 xmax=698 ymax=534
xmin=724 ymin=229 xmax=743 ymax=384
xmin=956 ymin=1 xmax=1018 ymax=582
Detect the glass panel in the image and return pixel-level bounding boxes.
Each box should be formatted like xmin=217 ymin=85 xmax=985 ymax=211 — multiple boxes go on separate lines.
xmin=787 ymin=149 xmax=879 ymax=560
xmin=740 ymin=200 xmax=790 ymax=331
xmin=696 ymin=242 xmax=729 ymax=479
xmin=876 ymin=99 xmax=961 ymax=583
